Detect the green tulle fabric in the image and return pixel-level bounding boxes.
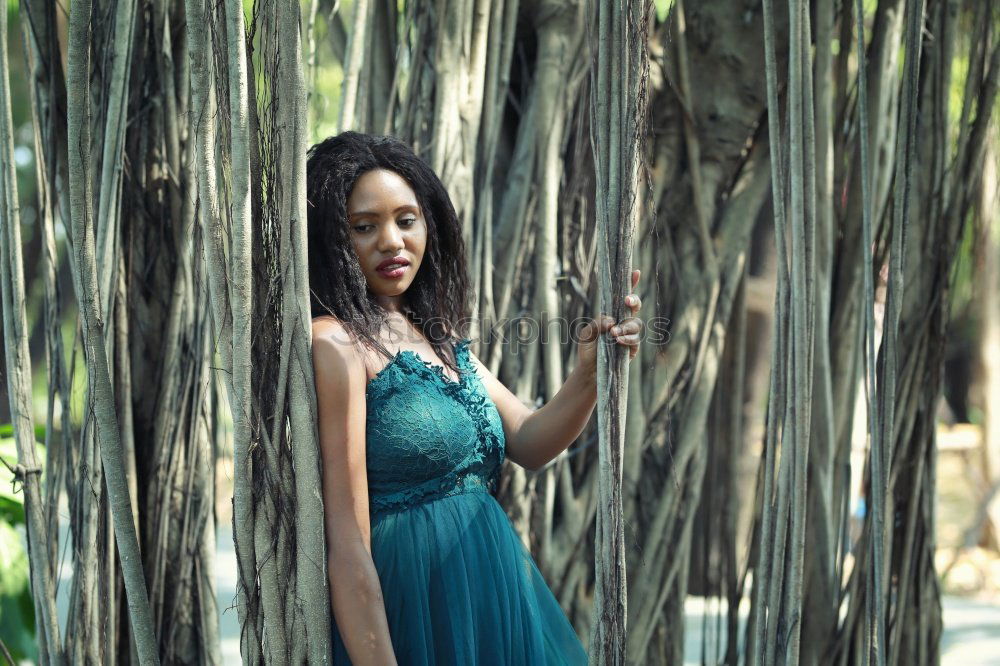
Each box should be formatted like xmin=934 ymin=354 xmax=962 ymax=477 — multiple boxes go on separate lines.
xmin=331 ymin=337 xmax=588 ymax=665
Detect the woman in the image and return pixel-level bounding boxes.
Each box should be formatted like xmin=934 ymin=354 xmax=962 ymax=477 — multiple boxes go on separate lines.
xmin=307 ymin=132 xmax=643 ymax=665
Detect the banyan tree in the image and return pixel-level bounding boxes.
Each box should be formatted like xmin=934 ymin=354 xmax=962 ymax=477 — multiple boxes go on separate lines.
xmin=1 ymin=0 xmax=998 ymax=663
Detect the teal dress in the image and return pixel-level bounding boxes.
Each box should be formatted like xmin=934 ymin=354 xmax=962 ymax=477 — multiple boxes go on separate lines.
xmin=331 ymin=337 xmax=589 ymax=665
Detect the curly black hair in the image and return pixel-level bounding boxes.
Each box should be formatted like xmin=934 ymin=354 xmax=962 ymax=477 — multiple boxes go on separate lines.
xmin=306 ymin=132 xmax=472 ymax=376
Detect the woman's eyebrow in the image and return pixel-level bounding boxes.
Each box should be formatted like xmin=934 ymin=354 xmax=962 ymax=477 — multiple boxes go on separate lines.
xmin=349 ymin=204 xmax=419 ymax=218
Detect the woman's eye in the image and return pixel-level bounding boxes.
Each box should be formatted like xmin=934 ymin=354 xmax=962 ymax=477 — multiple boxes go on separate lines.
xmin=399 ymin=217 xmax=417 ymax=227
xmin=352 ymin=224 xmax=372 ymax=233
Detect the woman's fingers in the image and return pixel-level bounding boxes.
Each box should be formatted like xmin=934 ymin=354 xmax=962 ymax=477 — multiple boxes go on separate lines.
xmin=611 ymin=316 xmax=642 ymax=362
xmin=610 ymin=317 xmax=642 ymax=337
xmin=583 ymin=315 xmax=617 ymax=342
xmin=626 ymin=270 xmax=642 ymax=315
xmin=614 ymin=332 xmax=641 ymax=345
xmin=590 ymin=314 xmax=642 ymax=348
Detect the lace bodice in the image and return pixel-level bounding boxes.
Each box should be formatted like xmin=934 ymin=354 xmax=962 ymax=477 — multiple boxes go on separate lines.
xmin=364 ymin=337 xmax=506 ymax=519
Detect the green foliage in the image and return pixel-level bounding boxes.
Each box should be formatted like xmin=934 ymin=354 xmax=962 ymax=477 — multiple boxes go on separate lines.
xmin=949 ymin=208 xmax=977 ymax=321
xmin=247 ymin=1 xmax=345 ymax=143
xmin=0 ymin=436 xmax=27 ymax=524
xmin=311 ymin=62 xmax=344 ymax=141
xmin=0 ymin=521 xmax=36 ymax=663
xmin=34 ymin=312 xmax=93 ymax=429
xmin=654 ymin=0 xmax=674 ymax=23
xmin=0 ymin=426 xmax=40 ymax=663
xmin=307 ymin=8 xmax=344 ymax=142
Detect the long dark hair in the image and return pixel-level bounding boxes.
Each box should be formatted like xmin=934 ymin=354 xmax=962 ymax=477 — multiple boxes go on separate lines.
xmin=306 ymin=132 xmax=471 ymax=376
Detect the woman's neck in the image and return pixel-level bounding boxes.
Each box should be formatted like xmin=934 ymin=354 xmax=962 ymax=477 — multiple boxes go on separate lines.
xmin=375 ymin=293 xmax=406 ymax=313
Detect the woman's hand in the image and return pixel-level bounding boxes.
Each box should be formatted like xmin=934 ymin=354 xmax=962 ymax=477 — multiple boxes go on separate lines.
xmin=577 ymin=269 xmax=643 ymax=379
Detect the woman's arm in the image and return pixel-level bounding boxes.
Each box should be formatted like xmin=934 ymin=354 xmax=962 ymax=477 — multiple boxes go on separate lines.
xmin=312 ymin=319 xmax=398 ymax=666
xmin=467 ymin=352 xmax=596 ymax=471
xmin=466 ymin=270 xmax=644 ymax=471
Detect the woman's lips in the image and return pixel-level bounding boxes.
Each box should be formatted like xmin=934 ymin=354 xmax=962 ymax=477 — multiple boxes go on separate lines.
xmin=376 ymin=263 xmax=409 ymax=279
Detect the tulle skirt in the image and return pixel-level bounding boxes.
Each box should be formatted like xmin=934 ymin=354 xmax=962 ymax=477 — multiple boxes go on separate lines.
xmin=331 ymin=489 xmax=589 ymax=665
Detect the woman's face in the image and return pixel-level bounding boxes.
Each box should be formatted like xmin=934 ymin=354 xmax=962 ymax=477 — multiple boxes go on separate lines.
xmin=346 ymin=169 xmax=427 ymax=301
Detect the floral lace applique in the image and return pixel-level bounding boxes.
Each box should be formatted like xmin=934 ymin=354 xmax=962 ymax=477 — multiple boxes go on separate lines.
xmin=364 ymin=338 xmax=506 ymax=519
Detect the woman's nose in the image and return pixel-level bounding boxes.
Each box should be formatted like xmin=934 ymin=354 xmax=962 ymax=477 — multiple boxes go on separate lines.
xmin=377 ymin=222 xmax=404 ymax=252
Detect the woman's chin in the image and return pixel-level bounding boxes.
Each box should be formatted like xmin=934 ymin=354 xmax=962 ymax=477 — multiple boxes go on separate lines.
xmin=369 ymin=280 xmax=412 ymax=298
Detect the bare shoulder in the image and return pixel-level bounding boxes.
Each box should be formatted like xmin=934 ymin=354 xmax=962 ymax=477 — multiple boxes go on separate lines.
xmin=465 ymin=347 xmax=510 ymax=400
xmin=312 ymin=315 xmax=352 ymax=345
xmin=465 ymin=345 xmax=532 ymax=411
xmin=312 ymin=316 xmax=368 ymax=383
xmin=464 ymin=345 xmax=489 ymax=378
xmin=312 ymin=316 xmax=360 ymax=356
